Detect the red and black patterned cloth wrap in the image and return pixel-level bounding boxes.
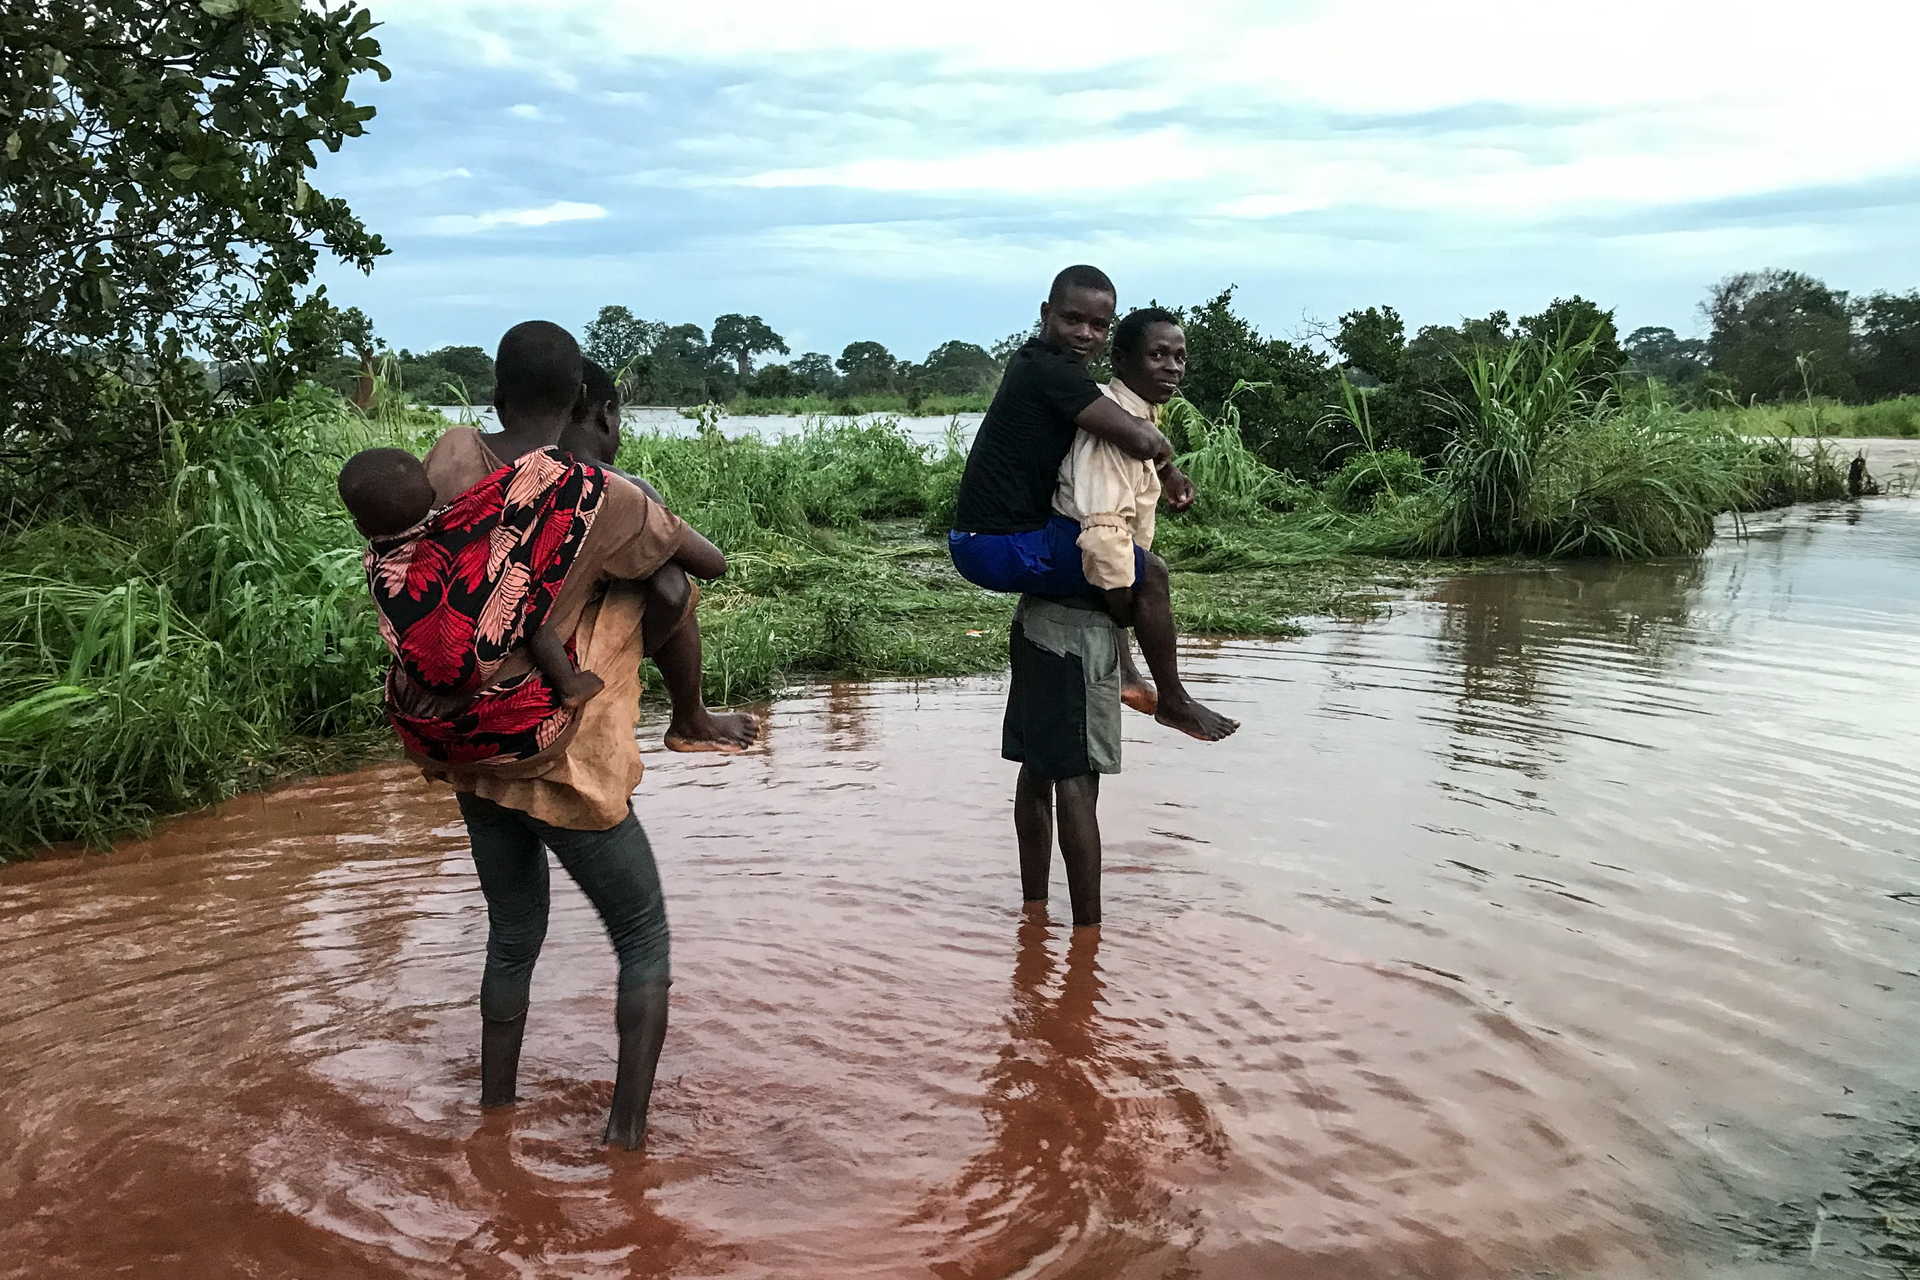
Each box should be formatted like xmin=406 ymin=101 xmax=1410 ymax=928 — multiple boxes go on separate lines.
xmin=365 ymin=446 xmax=605 ymax=769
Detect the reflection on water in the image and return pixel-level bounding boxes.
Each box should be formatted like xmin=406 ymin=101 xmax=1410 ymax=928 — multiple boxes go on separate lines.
xmin=1429 ymin=557 xmax=1707 ymax=790
xmin=6 ymin=498 xmax=1920 ymax=1277
xmin=912 ymin=917 xmax=1225 ymax=1278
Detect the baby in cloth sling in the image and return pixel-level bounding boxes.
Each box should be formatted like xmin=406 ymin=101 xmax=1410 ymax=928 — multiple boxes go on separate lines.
xmin=340 ymin=443 xmax=613 ymax=771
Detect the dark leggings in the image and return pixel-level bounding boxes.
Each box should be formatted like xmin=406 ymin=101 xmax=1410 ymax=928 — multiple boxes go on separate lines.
xmin=455 ymin=792 xmax=672 ymax=1022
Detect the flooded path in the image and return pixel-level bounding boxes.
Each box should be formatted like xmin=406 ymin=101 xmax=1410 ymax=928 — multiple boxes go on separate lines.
xmin=7 ymin=499 xmax=1920 ymax=1278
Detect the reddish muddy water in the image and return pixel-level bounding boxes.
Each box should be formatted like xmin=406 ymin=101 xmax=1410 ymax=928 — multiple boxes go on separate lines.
xmin=6 ymin=500 xmax=1920 ymax=1278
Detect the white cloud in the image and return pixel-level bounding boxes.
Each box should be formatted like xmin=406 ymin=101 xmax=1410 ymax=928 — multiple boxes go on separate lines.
xmin=384 ymin=0 xmax=1920 ymax=228
xmin=339 ymin=0 xmax=1920 ymax=350
xmin=425 ymin=201 xmax=608 ymax=235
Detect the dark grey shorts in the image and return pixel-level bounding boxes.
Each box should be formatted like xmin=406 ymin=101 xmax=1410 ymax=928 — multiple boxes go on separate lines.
xmin=1002 ymin=595 xmax=1122 ymax=780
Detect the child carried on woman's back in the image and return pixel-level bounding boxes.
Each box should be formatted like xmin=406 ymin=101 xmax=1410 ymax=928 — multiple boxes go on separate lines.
xmin=337 ymin=446 xmax=605 ymax=709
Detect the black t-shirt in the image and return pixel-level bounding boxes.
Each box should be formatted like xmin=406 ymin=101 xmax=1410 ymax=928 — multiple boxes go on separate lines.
xmin=953 ymin=339 xmax=1105 ymax=533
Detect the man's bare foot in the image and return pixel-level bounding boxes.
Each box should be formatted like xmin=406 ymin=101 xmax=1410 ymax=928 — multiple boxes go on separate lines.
xmin=663 ymin=708 xmax=760 ymax=754
xmin=555 ymin=670 xmax=605 ymax=710
xmin=1121 ymin=679 xmax=1158 ymax=716
xmin=1155 ymin=694 xmax=1239 ymax=742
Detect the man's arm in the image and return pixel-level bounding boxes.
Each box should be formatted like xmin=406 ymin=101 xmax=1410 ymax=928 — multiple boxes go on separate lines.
xmin=1074 ymin=395 xmax=1173 ymax=465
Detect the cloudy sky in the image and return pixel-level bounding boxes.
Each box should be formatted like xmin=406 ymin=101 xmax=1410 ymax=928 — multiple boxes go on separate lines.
xmin=314 ymin=0 xmax=1920 ymax=366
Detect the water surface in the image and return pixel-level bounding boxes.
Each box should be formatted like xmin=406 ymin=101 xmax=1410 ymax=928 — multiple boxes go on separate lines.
xmin=6 ymin=499 xmax=1920 ymax=1277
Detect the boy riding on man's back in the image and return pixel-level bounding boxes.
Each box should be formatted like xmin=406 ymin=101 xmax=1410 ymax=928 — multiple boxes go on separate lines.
xmin=949 ymin=264 xmax=1237 ymax=744
xmin=951 ymin=267 xmax=1239 ymax=929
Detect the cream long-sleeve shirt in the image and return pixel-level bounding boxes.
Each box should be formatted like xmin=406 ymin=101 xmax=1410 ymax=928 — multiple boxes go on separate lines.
xmin=1050 ymin=378 xmax=1163 ymax=590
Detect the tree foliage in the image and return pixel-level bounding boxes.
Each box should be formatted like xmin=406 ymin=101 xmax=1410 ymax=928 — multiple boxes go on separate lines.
xmin=1334 ymin=306 xmax=1405 ymax=383
xmin=710 ymin=313 xmax=787 ymax=381
xmin=837 ymin=340 xmax=899 ymax=394
xmin=790 ymin=351 xmax=837 ymax=391
xmin=914 ymin=340 xmax=998 ymax=397
xmin=1706 ymin=269 xmax=1854 ymax=402
xmin=0 ymin=0 xmax=388 ymax=522
xmin=582 ymin=305 xmax=663 ymax=389
xmin=1852 ymin=290 xmax=1920 ymax=402
xmin=1172 ymin=288 xmax=1337 ymax=475
xmin=1519 ymin=296 xmax=1622 ymax=375
xmin=1622 ymin=326 xmax=1711 ymax=400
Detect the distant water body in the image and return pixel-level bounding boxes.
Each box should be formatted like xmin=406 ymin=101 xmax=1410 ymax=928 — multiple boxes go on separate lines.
xmin=434 ymin=405 xmax=984 ymax=449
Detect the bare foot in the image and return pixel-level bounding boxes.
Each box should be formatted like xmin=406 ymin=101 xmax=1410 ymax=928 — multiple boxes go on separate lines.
xmin=1121 ymin=679 xmax=1158 ymax=716
xmin=664 ymin=708 xmax=760 ymax=754
xmin=1155 ymin=694 xmax=1239 ymax=742
xmin=555 ymin=670 xmax=605 ymax=710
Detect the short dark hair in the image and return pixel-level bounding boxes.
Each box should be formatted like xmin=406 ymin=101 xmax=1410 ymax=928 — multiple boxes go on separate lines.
xmin=1048 ymin=264 xmax=1115 ymax=305
xmin=1111 ymin=307 xmax=1181 ymax=365
xmin=338 ymin=447 xmax=435 ymax=539
xmin=493 ymin=320 xmax=583 ymax=414
xmin=580 ymin=357 xmax=618 ymax=413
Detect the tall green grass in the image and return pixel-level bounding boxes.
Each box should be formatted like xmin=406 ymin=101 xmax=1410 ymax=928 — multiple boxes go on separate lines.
xmin=0 ymin=385 xmax=437 ymax=852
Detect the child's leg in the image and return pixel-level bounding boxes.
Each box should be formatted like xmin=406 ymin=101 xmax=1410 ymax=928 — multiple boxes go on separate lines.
xmin=639 ymin=565 xmax=759 ymax=753
xmin=1130 ymin=550 xmax=1239 ymax=742
xmin=529 ymin=625 xmax=604 ymax=709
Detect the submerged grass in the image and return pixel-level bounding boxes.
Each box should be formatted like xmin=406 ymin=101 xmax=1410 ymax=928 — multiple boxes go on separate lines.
xmin=0 ymin=350 xmax=1855 ymax=856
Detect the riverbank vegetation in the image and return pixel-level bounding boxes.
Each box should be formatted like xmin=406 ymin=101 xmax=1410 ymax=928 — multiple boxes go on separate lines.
xmin=0 ymin=325 xmax=1851 ymax=855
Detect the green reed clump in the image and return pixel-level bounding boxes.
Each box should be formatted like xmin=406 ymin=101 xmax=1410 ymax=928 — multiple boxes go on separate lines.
xmin=1320 ymin=335 xmax=1849 ymax=559
xmin=1163 ymin=382 xmax=1310 ymax=520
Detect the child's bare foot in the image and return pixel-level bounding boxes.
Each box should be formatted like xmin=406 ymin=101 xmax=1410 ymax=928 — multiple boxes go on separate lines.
xmin=664 ymin=707 xmax=760 ymax=754
xmin=556 ymin=670 xmax=605 ymax=710
xmin=1155 ymin=694 xmax=1238 ymax=742
xmin=1121 ymin=678 xmax=1158 ymax=716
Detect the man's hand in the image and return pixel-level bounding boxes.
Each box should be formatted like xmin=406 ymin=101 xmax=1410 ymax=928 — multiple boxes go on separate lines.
xmin=1149 ymin=429 xmax=1176 ymax=469
xmin=1104 ymin=586 xmax=1135 ymax=628
xmin=1159 ymin=464 xmax=1196 ymax=513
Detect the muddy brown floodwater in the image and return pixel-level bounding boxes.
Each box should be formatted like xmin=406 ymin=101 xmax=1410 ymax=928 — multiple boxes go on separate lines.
xmin=8 ymin=499 xmax=1920 ymax=1279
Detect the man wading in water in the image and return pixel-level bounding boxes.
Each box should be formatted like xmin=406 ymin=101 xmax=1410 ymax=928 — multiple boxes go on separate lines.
xmin=950 ymin=269 xmax=1238 ymax=925
xmin=347 ymin=320 xmax=735 ymax=1148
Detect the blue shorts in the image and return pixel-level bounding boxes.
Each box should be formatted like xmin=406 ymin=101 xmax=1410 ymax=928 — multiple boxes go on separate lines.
xmin=948 ymin=517 xmax=1147 ymax=597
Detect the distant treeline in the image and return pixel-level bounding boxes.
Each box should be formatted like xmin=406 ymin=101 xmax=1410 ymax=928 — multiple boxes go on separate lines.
xmin=330 ymin=307 xmax=1024 ymax=412
xmin=317 ymin=269 xmax=1919 ymax=474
